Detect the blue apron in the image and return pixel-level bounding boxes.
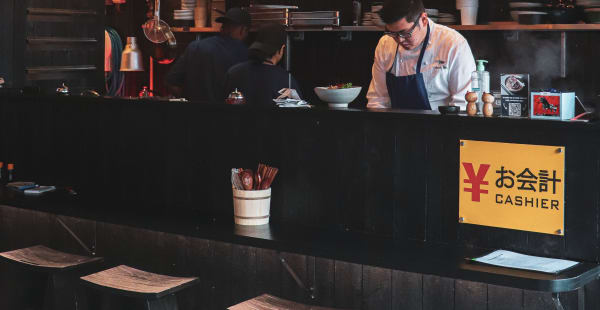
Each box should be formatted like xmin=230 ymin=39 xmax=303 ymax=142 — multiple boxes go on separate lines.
xmin=386 ymin=24 xmax=431 ymax=110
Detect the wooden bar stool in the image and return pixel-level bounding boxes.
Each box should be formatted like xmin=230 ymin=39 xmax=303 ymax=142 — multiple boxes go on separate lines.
xmin=80 ymin=265 xmax=198 ymax=310
xmin=0 ymin=245 xmax=103 ymax=310
xmin=229 ymin=294 xmax=343 ymax=310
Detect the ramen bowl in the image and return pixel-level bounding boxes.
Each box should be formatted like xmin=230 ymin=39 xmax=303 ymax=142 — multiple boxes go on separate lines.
xmin=314 ymin=86 xmax=362 ymax=108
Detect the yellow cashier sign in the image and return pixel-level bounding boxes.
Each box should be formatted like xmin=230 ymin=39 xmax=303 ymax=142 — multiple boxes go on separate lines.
xmin=459 ymin=140 xmax=565 ymax=235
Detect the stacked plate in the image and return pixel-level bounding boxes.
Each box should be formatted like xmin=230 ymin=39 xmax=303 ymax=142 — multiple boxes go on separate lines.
xmin=438 ymin=12 xmax=457 ymax=25
xmin=509 ymin=1 xmax=548 ymax=22
xmin=577 ymin=0 xmax=600 ymax=7
xmin=182 ymin=0 xmax=195 ymax=10
xmin=426 ymin=8 xmax=439 ymax=23
xmin=174 ymin=9 xmax=194 ymax=20
xmin=578 ymin=0 xmax=600 ymax=22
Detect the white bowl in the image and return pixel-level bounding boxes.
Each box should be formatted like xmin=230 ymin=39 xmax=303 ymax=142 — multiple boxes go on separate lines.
xmin=314 ymin=86 xmax=362 ymax=108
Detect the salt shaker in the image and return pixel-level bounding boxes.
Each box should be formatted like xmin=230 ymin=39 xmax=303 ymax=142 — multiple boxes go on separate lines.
xmin=482 ymin=92 xmax=494 ymax=117
xmin=466 ymin=91 xmax=478 ymax=116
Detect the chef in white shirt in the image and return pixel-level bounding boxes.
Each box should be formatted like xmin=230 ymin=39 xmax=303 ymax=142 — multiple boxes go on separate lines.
xmin=366 ymin=0 xmax=475 ymax=110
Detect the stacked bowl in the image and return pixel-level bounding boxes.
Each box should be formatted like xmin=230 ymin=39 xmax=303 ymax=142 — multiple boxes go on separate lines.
xmin=456 ymin=0 xmax=478 ymax=25
xmin=509 ymin=1 xmax=548 ymax=24
xmin=578 ymin=0 xmax=600 ymax=23
xmin=174 ymin=0 xmax=195 ymax=26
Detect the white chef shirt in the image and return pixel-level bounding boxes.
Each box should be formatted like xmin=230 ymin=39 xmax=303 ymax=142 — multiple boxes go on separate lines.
xmin=367 ymin=20 xmax=476 ymax=110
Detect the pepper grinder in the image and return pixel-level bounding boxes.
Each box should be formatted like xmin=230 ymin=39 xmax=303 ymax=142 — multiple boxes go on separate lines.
xmin=466 ymin=91 xmax=478 ymax=116
xmin=482 ymin=92 xmax=494 ymax=117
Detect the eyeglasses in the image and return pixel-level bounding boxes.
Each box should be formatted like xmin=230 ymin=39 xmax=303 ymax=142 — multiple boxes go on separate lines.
xmin=384 ymin=19 xmax=420 ymax=39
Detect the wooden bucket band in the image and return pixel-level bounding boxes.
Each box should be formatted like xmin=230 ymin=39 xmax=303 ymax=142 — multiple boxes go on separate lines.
xmin=234 ymin=215 xmax=270 ymax=220
xmin=232 ymin=196 xmax=271 ymax=200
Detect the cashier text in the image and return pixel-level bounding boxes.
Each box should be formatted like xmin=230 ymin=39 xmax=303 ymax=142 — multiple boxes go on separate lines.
xmin=458 ymin=140 xmax=565 ymax=235
xmin=463 ymin=162 xmax=562 ymax=210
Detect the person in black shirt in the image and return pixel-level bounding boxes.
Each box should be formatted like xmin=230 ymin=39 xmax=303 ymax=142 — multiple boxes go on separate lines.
xmin=166 ymin=8 xmax=251 ymax=103
xmin=224 ymin=23 xmax=301 ymax=107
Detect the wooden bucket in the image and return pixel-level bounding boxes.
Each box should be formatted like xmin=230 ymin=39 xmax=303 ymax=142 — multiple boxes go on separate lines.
xmin=232 ymin=188 xmax=271 ymax=225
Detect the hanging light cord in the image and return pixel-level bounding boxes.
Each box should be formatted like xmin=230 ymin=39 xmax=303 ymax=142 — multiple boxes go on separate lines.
xmin=105 ymin=27 xmax=125 ymax=96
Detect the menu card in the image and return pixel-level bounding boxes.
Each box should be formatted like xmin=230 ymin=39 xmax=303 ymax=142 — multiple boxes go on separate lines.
xmin=472 ymin=250 xmax=579 ymax=274
xmin=501 ymin=74 xmax=530 ymax=117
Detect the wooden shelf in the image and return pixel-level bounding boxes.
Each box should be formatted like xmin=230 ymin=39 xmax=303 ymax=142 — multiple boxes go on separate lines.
xmin=171 ymin=27 xmax=220 ymax=33
xmin=171 ymin=24 xmax=600 ymax=33
xmin=452 ymin=23 xmax=600 ymax=31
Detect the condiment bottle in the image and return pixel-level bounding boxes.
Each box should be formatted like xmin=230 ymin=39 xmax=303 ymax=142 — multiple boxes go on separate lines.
xmin=466 ymin=91 xmax=478 ymax=116
xmin=7 ymin=163 xmax=14 ymax=182
xmin=482 ymin=92 xmax=494 ymax=117
xmin=471 ymin=60 xmax=489 ymax=115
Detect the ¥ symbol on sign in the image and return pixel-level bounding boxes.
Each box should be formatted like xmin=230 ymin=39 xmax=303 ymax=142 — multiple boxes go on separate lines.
xmin=462 ymin=162 xmax=490 ymax=202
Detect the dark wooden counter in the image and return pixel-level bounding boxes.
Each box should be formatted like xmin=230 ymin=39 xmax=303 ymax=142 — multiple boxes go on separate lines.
xmin=1 ymin=94 xmax=600 ymax=308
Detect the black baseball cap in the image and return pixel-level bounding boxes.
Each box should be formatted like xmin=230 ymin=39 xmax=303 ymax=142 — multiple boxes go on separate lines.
xmin=215 ymin=7 xmax=251 ymax=26
xmin=249 ymin=23 xmax=286 ymax=56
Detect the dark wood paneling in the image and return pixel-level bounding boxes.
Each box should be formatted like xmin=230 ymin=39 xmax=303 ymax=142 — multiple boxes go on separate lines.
xmin=523 ymin=290 xmax=556 ymax=310
xmin=230 ymin=244 xmax=258 ymax=305
xmin=585 ymin=279 xmax=600 ymax=310
xmin=334 ymin=261 xmax=362 ymax=309
xmin=455 ymin=280 xmax=487 ymax=310
xmin=362 ymin=265 xmax=391 ymax=310
xmin=392 ymin=270 xmax=422 ymax=310
xmin=210 ymin=241 xmax=233 ymax=310
xmin=393 ymin=121 xmax=428 ymax=241
xmin=310 ymin=257 xmax=335 ymax=307
xmin=488 ymin=284 xmax=523 ymax=310
xmin=256 ymin=248 xmax=282 ymax=297
xmin=422 ymin=275 xmax=454 ymax=310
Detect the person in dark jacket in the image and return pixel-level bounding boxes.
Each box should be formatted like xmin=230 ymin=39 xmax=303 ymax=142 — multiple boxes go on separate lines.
xmin=224 ymin=23 xmax=301 ymax=107
xmin=166 ymin=8 xmax=251 ymax=103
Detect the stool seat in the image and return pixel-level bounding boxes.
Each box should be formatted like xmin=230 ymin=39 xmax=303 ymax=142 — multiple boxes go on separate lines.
xmin=0 ymin=245 xmax=102 ymax=271
xmin=80 ymin=265 xmax=198 ymax=300
xmin=228 ymin=294 xmax=343 ymax=310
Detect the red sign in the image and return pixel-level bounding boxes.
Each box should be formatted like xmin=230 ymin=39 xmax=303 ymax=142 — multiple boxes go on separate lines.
xmin=533 ymin=95 xmax=560 ymax=116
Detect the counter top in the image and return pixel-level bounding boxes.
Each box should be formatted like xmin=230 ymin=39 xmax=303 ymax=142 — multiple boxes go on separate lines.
xmin=0 ymin=92 xmax=597 ymax=129
xmin=1 ymin=187 xmax=599 ymax=293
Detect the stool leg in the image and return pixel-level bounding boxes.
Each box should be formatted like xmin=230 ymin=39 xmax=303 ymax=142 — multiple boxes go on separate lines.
xmin=145 ymin=294 xmax=178 ymax=310
xmin=0 ymin=263 xmax=48 ymax=310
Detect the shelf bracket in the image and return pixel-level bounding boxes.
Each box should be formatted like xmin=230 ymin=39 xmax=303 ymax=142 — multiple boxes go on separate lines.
xmin=338 ymin=31 xmax=352 ymax=42
xmin=56 ymin=216 xmax=96 ymax=256
xmin=503 ymin=31 xmax=519 ymax=42
xmin=291 ymin=31 xmax=304 ymax=41
xmin=279 ymin=253 xmax=315 ymax=300
xmin=560 ymin=31 xmax=567 ymax=78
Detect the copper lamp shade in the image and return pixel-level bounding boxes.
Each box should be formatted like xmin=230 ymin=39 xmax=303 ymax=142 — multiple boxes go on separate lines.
xmin=120 ymin=37 xmax=144 ymax=72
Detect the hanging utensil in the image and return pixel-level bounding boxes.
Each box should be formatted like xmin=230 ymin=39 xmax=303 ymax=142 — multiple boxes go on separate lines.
xmin=143 ymin=0 xmax=170 ymax=44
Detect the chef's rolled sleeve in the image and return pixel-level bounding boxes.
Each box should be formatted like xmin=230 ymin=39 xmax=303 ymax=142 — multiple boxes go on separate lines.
xmin=366 ymin=37 xmax=391 ymax=109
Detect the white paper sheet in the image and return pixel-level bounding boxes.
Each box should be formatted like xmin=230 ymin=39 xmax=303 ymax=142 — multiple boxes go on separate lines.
xmin=472 ymin=250 xmax=579 ymax=274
